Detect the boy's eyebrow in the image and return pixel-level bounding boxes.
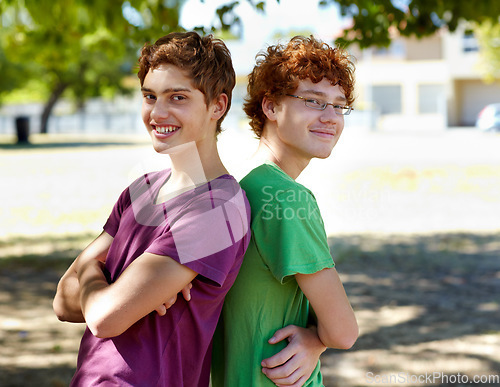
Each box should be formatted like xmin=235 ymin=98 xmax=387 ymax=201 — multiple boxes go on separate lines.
xmin=141 ymin=87 xmax=192 ymax=94
xmin=301 ymin=89 xmax=347 ymax=102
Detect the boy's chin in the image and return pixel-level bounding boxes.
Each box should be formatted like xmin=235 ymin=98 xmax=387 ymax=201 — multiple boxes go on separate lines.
xmin=153 ymin=140 xmax=199 ymax=156
xmin=152 ymin=143 xmax=173 ymax=155
xmin=314 ymin=148 xmax=335 ymax=159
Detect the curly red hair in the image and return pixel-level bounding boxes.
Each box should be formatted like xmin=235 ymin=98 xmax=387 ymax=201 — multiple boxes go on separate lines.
xmin=244 ymin=36 xmax=356 ymax=138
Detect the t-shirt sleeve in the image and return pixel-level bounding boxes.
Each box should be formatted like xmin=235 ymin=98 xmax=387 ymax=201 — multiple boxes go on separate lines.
xmin=146 ymin=184 xmax=250 ymax=287
xmin=252 ymin=187 xmax=334 ymax=284
xmin=103 ymin=186 xmax=131 ymax=237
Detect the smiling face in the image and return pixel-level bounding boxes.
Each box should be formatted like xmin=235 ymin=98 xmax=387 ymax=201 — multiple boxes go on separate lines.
xmin=141 ymin=64 xmax=225 ymax=154
xmin=263 ymin=78 xmax=346 ymax=168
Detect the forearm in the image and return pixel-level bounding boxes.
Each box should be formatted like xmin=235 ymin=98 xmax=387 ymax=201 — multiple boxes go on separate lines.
xmin=316 ymin=315 xmax=358 ymax=350
xmin=304 ymin=325 xmax=327 ymax=353
xmin=53 ymin=231 xmax=113 ymax=323
xmin=297 ymin=268 xmax=358 ymax=350
xmin=76 ymin=252 xmax=198 ymax=338
xmin=53 ymin=269 xmax=85 ymax=323
xmin=78 ymin=260 xmax=112 ymax=336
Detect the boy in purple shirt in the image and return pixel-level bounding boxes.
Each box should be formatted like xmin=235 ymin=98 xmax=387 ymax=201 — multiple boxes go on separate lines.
xmin=53 ymin=31 xmax=250 ymax=386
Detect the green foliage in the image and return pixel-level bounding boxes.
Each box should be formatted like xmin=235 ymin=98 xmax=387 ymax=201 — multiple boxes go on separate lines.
xmin=215 ymin=0 xmax=500 ymax=49
xmin=0 ymin=0 xmax=186 ymax=131
xmin=1 ymin=0 xmax=183 ymax=100
xmin=2 ymin=0 xmax=500 ymax=121
xmin=0 ymin=45 xmax=27 ymax=104
xmin=474 ymin=20 xmax=500 ymax=82
xmin=213 ymin=0 xmax=500 ymax=83
xmin=324 ymin=0 xmax=500 ymax=48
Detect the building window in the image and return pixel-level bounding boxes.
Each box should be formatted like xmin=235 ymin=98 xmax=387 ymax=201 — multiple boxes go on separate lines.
xmin=372 ymin=40 xmax=406 ymax=58
xmin=373 ymin=85 xmax=402 ymax=114
xmin=418 ymin=84 xmax=445 ymax=114
xmin=463 ymin=31 xmax=479 ymax=52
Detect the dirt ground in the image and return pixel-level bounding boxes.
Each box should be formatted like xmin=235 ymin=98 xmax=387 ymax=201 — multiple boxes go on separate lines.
xmin=0 ymin=232 xmax=499 ymax=386
xmin=1 ymin=130 xmax=499 ymax=386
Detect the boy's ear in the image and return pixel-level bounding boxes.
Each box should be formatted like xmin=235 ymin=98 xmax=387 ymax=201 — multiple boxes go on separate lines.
xmin=211 ymin=93 xmax=228 ymax=120
xmin=262 ymin=97 xmax=277 ymax=121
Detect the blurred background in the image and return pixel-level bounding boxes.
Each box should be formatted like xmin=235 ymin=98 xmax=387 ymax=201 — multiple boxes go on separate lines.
xmin=1 ymin=1 xmax=499 ymax=386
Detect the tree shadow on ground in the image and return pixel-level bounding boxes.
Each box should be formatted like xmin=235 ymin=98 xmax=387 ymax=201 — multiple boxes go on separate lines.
xmin=324 ymin=232 xmax=500 ymax=386
xmin=329 ymin=232 xmax=500 ymax=349
xmin=0 ymin=366 xmax=77 ymax=387
xmin=0 ymin=233 xmax=90 ymax=387
xmin=1 ymin=231 xmax=499 ymax=386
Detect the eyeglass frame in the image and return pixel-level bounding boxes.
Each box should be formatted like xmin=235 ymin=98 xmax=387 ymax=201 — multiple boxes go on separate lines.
xmin=285 ymin=94 xmax=353 ymax=116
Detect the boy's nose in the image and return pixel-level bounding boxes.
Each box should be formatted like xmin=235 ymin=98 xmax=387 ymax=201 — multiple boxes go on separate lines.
xmin=151 ymin=101 xmax=169 ymax=121
xmin=320 ymin=105 xmax=340 ymax=123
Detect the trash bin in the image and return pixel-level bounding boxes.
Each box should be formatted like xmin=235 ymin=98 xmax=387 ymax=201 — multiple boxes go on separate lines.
xmin=15 ymin=116 xmax=30 ymax=143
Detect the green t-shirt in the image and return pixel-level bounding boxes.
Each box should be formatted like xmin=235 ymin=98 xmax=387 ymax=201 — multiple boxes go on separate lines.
xmin=211 ymin=163 xmax=334 ymax=387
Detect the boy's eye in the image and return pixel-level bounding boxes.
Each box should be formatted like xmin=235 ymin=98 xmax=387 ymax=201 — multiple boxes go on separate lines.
xmin=144 ymin=94 xmax=156 ymax=101
xmin=306 ymin=98 xmax=323 ymax=108
xmin=172 ymin=95 xmax=187 ymax=102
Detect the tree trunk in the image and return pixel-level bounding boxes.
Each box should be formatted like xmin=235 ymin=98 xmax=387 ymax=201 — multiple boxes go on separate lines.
xmin=40 ymin=82 xmax=68 ymax=134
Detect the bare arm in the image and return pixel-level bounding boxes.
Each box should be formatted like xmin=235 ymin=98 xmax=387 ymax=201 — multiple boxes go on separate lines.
xmin=53 ymin=231 xmax=113 ymax=323
xmin=296 ymin=267 xmax=358 ymax=349
xmin=261 ymin=268 xmax=357 ymax=386
xmin=78 ymin=252 xmax=197 ymax=338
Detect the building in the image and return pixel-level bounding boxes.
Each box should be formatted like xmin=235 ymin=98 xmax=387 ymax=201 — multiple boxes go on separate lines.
xmin=349 ymin=25 xmax=500 ymax=130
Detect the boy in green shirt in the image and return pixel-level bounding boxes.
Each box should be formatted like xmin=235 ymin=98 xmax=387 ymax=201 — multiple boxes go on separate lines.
xmin=212 ymin=36 xmax=359 ymax=386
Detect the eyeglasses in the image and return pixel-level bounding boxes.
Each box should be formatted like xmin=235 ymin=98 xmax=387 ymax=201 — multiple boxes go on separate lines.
xmin=286 ymin=94 xmax=353 ymax=116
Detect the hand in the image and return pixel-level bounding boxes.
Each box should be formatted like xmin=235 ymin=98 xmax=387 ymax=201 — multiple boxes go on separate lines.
xmin=261 ymin=325 xmax=326 ymax=387
xmin=155 ymin=283 xmax=192 ymax=316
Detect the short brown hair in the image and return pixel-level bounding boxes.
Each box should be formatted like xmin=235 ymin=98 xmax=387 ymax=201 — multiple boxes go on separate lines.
xmin=138 ymin=31 xmax=236 ymax=134
xmin=244 ymin=36 xmax=356 ymax=138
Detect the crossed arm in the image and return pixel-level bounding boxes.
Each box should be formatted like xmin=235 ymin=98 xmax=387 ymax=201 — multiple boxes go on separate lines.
xmin=54 ymin=235 xmax=356 ymax=385
xmin=53 ymin=231 xmax=113 ymax=323
xmin=53 ymin=231 xmax=197 ymax=338
xmin=261 ymin=267 xmax=358 ymax=387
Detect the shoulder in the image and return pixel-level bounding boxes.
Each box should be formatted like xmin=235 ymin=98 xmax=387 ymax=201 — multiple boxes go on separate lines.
xmin=188 ymin=175 xmax=248 ymax=210
xmin=129 ymin=169 xmax=170 ymax=189
xmin=241 ymin=164 xmax=315 ymax=210
xmin=175 ymin=175 xmax=251 ymax=228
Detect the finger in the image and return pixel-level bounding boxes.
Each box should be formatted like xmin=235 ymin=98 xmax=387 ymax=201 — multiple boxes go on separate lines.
xmin=262 ymin=362 xmax=297 ymax=381
xmin=181 ymin=285 xmax=191 ymax=302
xmin=268 ymin=325 xmax=298 ymax=344
xmin=265 ymin=367 xmax=302 ymax=386
xmin=155 ymin=305 xmax=167 ymax=316
xmin=262 ymin=337 xmax=301 ymax=368
xmin=163 ymin=294 xmax=178 ymax=311
xmin=276 ymin=374 xmax=308 ymax=387
xmin=262 ymin=347 xmax=295 ymax=368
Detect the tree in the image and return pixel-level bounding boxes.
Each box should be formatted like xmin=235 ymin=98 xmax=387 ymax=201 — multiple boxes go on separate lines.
xmin=0 ymin=0 xmax=186 ymax=133
xmin=214 ymin=0 xmax=500 ymax=48
xmin=327 ymin=0 xmax=500 ymax=48
xmin=0 ymin=44 xmax=28 ymax=104
xmin=207 ymin=1 xmax=500 ymax=83
xmin=2 ymin=0 xmax=499 ymax=134
xmin=474 ymin=20 xmax=500 ymax=82
xmin=216 ymin=0 xmax=500 ymax=84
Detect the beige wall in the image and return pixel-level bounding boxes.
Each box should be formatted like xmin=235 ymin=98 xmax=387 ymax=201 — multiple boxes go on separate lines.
xmin=452 ymin=80 xmax=500 ymax=126
xmin=351 ymin=25 xmax=500 ymax=129
xmin=406 ymin=35 xmax=442 ymax=60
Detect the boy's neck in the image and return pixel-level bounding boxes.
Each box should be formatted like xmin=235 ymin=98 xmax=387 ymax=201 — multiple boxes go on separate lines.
xmin=156 ymin=141 xmax=228 ymax=203
xmin=256 ymin=135 xmax=310 ymax=180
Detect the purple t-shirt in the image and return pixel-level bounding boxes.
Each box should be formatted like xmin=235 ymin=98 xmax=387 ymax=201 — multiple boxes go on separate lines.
xmin=71 ymin=169 xmax=251 ymax=387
